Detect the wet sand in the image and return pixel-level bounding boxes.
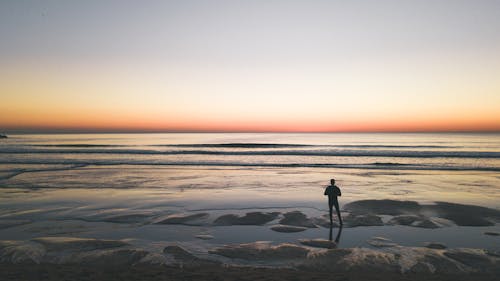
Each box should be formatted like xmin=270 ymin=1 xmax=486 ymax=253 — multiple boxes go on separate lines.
xmin=2 ymin=263 xmax=499 ymax=281
xmin=1 ymin=165 xmax=499 ymax=279
xmin=0 ymin=197 xmax=499 ymax=280
xmin=1 ymin=234 xmax=499 ymax=276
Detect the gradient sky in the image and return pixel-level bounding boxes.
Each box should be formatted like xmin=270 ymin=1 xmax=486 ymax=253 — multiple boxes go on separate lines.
xmin=1 ymin=0 xmax=499 ymax=132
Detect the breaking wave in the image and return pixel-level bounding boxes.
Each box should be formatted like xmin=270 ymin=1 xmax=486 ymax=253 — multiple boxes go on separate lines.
xmin=0 ymin=159 xmax=498 ymax=172
xmin=1 ymin=148 xmax=499 ymax=158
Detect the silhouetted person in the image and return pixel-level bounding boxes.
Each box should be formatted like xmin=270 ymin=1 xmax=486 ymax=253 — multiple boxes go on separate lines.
xmin=324 ymin=178 xmax=343 ymax=225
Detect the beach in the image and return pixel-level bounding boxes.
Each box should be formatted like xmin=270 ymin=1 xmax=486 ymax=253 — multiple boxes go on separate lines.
xmin=0 ymin=133 xmax=499 ymax=279
xmin=3 ymin=0 xmax=500 ymax=278
xmin=2 ymin=264 xmax=499 ymax=281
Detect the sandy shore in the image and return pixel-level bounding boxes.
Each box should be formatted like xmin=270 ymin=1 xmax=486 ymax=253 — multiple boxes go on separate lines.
xmin=1 ymin=263 xmax=498 ymax=281
xmin=1 ymin=236 xmax=499 ymax=278
xmin=1 ymin=199 xmax=499 ymax=280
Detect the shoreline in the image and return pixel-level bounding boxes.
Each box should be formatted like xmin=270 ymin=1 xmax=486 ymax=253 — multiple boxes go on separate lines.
xmin=2 ymin=198 xmax=498 ymax=278
xmin=1 ymin=199 xmax=499 ymax=253
xmin=1 ymin=234 xmax=499 ymax=275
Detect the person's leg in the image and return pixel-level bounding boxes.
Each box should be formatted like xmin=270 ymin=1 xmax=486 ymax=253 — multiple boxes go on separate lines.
xmin=333 ymin=200 xmax=342 ymax=225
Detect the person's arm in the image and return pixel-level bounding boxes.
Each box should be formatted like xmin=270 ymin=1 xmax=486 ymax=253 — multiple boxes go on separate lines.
xmin=336 ymin=186 xmax=342 ymax=196
xmin=324 ymin=186 xmax=329 ymax=195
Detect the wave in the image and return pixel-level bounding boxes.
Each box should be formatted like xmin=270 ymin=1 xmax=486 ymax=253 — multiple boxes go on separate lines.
xmin=30 ymin=143 xmax=311 ymax=148
xmin=155 ymin=143 xmax=312 ymax=148
xmin=0 ymin=159 xmax=498 ymax=172
xmin=32 ymin=144 xmax=127 ymax=147
xmin=325 ymin=144 xmax=459 ymax=148
xmin=30 ymin=143 xmax=458 ymax=149
xmin=0 ymin=164 xmax=88 ymax=180
xmin=1 ymin=148 xmax=499 ymax=158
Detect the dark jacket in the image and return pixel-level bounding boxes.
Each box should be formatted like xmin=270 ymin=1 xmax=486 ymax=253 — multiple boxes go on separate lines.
xmin=324 ymin=185 xmax=341 ymax=197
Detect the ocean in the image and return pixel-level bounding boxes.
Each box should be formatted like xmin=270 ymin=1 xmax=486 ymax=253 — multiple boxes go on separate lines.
xmin=1 ymin=133 xmax=499 ymax=204
xmin=1 ymin=133 xmax=500 ymax=171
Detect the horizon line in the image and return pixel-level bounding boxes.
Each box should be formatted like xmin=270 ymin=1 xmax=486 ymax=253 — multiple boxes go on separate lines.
xmin=2 ymin=129 xmax=500 ymax=134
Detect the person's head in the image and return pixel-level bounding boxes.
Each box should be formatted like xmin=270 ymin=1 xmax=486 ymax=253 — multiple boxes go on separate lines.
xmin=330 ymin=178 xmax=335 ymax=185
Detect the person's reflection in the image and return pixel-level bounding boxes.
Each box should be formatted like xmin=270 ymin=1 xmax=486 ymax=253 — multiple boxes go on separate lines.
xmin=329 ymin=223 xmax=343 ymax=244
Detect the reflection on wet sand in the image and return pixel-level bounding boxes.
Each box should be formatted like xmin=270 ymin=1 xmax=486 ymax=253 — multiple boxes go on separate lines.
xmin=298 ymin=223 xmax=343 ymax=249
xmin=329 ymin=223 xmax=343 ymax=245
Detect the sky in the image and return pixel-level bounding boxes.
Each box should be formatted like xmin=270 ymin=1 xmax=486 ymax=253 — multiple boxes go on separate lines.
xmin=1 ymin=0 xmax=499 ymax=133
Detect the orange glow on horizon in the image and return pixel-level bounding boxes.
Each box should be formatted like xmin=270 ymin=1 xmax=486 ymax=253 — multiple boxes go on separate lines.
xmin=1 ymin=1 xmax=500 ymax=134
xmin=1 ymin=53 xmax=499 ymax=134
xmin=1 ymin=109 xmax=499 ymax=133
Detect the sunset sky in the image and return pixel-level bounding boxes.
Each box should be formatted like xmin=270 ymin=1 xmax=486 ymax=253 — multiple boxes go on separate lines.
xmin=1 ymin=0 xmax=499 ymax=133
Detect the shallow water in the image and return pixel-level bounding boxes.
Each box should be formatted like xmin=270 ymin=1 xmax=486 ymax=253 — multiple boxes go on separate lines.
xmin=0 ymin=133 xmax=499 ymax=254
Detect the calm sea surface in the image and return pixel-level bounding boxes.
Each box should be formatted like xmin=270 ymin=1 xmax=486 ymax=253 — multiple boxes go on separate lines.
xmin=1 ymin=133 xmax=499 ymax=170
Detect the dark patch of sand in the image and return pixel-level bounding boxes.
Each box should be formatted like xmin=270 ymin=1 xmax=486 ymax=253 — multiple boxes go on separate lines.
xmin=345 ymin=200 xmax=500 ymax=227
xmin=299 ymin=239 xmax=337 ymax=249
xmin=209 ymin=242 xmax=308 ymax=261
xmin=444 ymin=249 xmax=495 ymax=269
xmin=102 ymin=213 xmax=152 ymax=223
xmin=279 ymin=211 xmax=317 ymax=228
xmin=0 ymin=240 xmax=45 ymax=263
xmin=425 ymin=202 xmax=499 ymax=226
xmin=163 ymin=246 xmax=219 ymax=266
xmin=213 ymin=212 xmax=279 ymax=226
xmin=72 ymin=248 xmax=149 ymax=266
xmin=32 ymin=237 xmax=128 ymax=251
xmin=424 ymin=242 xmax=447 ymax=249
xmin=303 ymin=247 xmax=497 ymax=274
xmin=344 ymin=214 xmax=383 ymax=227
xmin=388 ymin=215 xmax=449 ymax=228
xmin=388 ymin=215 xmax=421 ymax=225
xmin=2 ymin=264 xmax=499 ymax=281
xmin=0 ymin=238 xmax=144 ymax=265
xmin=345 ymin=199 xmax=421 ymax=215
xmin=414 ymin=219 xmax=440 ymax=229
xmin=163 ymin=245 xmax=196 ymax=261
xmin=300 ymin=247 xmax=400 ymax=272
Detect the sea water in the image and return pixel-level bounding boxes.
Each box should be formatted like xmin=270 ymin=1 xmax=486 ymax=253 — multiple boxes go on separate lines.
xmin=0 ymin=133 xmax=499 ymax=250
xmin=1 ymin=133 xmax=499 ymax=202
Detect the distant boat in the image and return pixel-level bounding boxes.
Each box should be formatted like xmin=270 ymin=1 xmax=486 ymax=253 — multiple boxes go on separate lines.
xmin=0 ymin=134 xmax=7 ymax=139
